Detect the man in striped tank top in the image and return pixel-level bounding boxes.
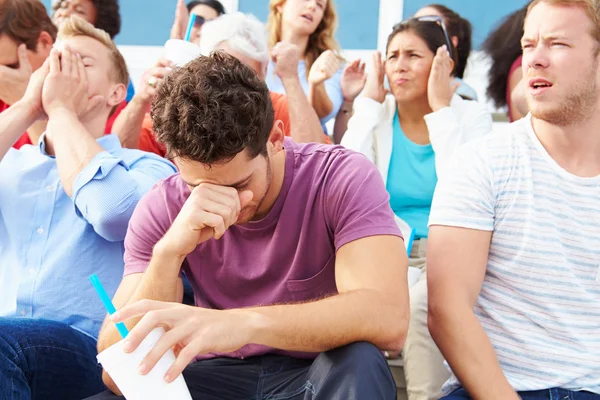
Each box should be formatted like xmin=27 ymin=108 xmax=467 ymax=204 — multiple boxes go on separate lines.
xmin=426 ymin=0 xmax=600 ymax=399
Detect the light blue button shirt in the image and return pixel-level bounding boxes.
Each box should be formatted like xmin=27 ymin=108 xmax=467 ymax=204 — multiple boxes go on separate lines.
xmin=266 ymin=60 xmax=343 ymax=134
xmin=0 ymin=134 xmax=176 ymax=338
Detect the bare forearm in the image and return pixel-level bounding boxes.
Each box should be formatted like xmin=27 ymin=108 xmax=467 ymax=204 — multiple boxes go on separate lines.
xmin=0 ymin=101 xmax=37 ymax=160
xmin=429 ymin=305 xmax=519 ymax=400
xmin=243 ymin=289 xmax=407 ymax=353
xmin=128 ymin=250 xmax=183 ymax=307
xmin=47 ymin=109 xmax=104 ymax=197
xmin=98 ymin=247 xmax=184 ymax=395
xmin=308 ymin=82 xmax=333 ymax=119
xmin=98 ymin=248 xmax=184 ymax=351
xmin=113 ymin=96 xmax=150 ymax=149
xmin=282 ymin=77 xmax=326 ymax=143
xmin=333 ymin=101 xmax=353 ymax=144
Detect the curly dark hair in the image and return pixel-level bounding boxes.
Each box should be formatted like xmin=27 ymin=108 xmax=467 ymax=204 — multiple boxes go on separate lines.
xmin=151 ymin=52 xmax=274 ymax=165
xmin=52 ymin=0 xmax=121 ymax=39
xmin=482 ymin=3 xmax=530 ymax=108
xmin=423 ymin=4 xmax=472 ymax=79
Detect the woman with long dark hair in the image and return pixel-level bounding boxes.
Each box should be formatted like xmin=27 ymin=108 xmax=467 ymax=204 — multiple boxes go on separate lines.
xmin=414 ymin=4 xmax=477 ymax=100
xmin=482 ymin=3 xmax=530 ymax=121
xmin=333 ymin=4 xmax=476 ymax=144
xmin=342 ymin=19 xmax=492 ymax=399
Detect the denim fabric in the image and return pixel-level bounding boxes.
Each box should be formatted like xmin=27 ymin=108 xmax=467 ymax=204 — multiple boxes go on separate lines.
xmin=0 ymin=318 xmax=105 ymax=400
xmin=442 ymin=387 xmax=600 ymax=400
xmin=88 ymin=341 xmax=397 ymax=400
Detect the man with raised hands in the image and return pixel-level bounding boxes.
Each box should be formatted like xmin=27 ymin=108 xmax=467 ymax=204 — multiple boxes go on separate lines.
xmin=0 ymin=17 xmax=175 ymax=399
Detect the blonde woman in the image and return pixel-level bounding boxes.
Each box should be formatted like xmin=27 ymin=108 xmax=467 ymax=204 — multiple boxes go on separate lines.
xmin=266 ymin=0 xmax=343 ymax=137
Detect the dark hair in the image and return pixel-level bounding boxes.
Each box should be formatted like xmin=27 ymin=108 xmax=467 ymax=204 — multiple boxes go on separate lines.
xmin=387 ymin=18 xmax=459 ymax=76
xmin=186 ymin=0 xmax=226 ymax=15
xmin=0 ymin=0 xmax=58 ymax=50
xmin=152 ymin=52 xmax=274 ymax=165
xmin=52 ymin=0 xmax=121 ymax=39
xmin=91 ymin=0 xmax=121 ymax=39
xmin=423 ymin=4 xmax=472 ymax=79
xmin=482 ymin=3 xmax=530 ymax=108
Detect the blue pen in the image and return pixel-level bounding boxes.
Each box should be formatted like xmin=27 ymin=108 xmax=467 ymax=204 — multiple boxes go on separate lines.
xmin=89 ymin=274 xmax=129 ymax=339
xmin=184 ymin=14 xmax=197 ymax=42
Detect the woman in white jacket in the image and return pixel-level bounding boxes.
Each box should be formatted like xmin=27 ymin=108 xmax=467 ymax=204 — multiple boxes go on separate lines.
xmin=341 ymin=19 xmax=492 ymax=400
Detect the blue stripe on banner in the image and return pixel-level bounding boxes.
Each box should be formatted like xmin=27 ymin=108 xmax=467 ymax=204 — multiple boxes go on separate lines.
xmin=41 ymin=0 xmax=535 ymax=50
xmin=402 ymin=0 xmax=532 ymax=49
xmin=41 ymin=0 xmax=381 ymax=49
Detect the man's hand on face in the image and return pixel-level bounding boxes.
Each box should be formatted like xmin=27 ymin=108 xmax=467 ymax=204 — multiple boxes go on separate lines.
xmin=41 ymin=47 xmax=104 ymax=119
xmin=20 ymin=56 xmax=51 ymax=121
xmin=0 ymin=44 xmax=33 ymax=106
xmin=158 ymin=183 xmax=254 ymax=258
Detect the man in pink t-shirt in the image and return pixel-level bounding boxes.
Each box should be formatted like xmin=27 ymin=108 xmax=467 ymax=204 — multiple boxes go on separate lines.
xmin=91 ymin=52 xmax=409 ymax=400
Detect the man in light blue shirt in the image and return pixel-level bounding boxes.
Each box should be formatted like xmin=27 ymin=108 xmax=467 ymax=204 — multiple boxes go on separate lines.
xmin=0 ymin=17 xmax=176 ymax=399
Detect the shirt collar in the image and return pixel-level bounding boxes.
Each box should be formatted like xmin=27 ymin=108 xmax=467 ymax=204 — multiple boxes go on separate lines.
xmin=39 ymin=133 xmax=122 ymax=156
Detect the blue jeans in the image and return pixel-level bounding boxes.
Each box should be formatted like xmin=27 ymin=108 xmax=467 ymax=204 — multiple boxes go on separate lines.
xmin=0 ymin=318 xmax=106 ymax=400
xmin=87 ymin=341 xmax=397 ymax=399
xmin=442 ymin=387 xmax=600 ymax=399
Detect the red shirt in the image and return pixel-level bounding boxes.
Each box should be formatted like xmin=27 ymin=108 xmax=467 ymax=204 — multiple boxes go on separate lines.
xmin=2 ymin=99 xmax=128 ymax=149
xmin=0 ymin=100 xmax=33 ymax=149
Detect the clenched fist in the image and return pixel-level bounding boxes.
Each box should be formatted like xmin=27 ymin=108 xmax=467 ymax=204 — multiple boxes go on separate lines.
xmin=308 ymin=50 xmax=341 ymax=85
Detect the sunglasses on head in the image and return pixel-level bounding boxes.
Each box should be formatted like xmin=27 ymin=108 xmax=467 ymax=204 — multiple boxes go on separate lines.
xmin=394 ymin=15 xmax=453 ymax=59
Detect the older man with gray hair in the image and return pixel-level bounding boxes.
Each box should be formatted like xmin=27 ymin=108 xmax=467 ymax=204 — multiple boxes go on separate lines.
xmin=201 ymin=12 xmax=327 ymax=144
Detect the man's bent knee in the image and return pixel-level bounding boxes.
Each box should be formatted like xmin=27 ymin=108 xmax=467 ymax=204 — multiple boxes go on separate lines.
xmin=314 ymin=341 xmax=396 ymax=398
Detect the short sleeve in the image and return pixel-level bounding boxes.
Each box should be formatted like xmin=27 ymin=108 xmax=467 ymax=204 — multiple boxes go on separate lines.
xmin=324 ymin=150 xmax=402 ymax=251
xmin=123 ymin=181 xmax=174 ymax=275
xmin=428 ymin=138 xmax=495 ymax=231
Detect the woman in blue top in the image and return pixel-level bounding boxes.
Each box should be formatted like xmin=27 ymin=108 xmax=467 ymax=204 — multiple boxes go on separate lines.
xmin=342 ymin=19 xmax=492 ymax=399
xmin=266 ymin=0 xmax=343 ymax=139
